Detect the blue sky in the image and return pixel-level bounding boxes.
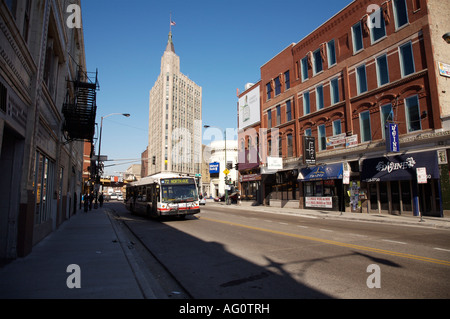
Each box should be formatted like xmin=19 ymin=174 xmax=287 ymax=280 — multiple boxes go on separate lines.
xmin=81 ymin=0 xmax=352 ymax=175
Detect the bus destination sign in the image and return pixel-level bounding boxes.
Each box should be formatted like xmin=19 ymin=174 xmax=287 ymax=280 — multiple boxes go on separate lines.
xmin=161 ymin=178 xmax=194 ymax=185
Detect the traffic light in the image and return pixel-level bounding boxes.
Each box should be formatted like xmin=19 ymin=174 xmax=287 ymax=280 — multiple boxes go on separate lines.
xmin=226 ymin=162 xmax=233 ymax=170
xmin=234 ymin=163 xmax=239 ymax=170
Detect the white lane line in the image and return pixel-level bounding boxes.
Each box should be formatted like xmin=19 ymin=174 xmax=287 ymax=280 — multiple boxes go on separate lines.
xmin=297 ymin=225 xmax=309 ymax=229
xmin=320 ymin=229 xmax=333 ymax=232
xmin=433 ymin=247 xmax=450 ymax=253
xmin=279 ymin=222 xmax=289 ymax=225
xmin=382 ymin=239 xmax=407 ymax=245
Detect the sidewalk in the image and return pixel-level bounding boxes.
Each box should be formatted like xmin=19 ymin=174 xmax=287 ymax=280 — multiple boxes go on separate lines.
xmin=209 ymin=199 xmax=450 ymax=230
xmin=0 ymin=206 xmax=154 ymax=299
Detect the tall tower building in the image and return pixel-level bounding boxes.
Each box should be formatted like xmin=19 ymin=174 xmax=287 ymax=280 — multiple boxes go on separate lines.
xmin=148 ymin=32 xmax=202 ymax=176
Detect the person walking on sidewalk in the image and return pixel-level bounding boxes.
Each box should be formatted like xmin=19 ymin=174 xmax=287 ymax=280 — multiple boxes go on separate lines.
xmin=84 ymin=193 xmax=89 ymax=212
xmin=99 ymin=192 xmax=104 ymax=207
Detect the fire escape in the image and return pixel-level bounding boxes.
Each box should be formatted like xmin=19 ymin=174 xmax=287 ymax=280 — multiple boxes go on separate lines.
xmin=62 ymin=67 xmax=99 ymax=143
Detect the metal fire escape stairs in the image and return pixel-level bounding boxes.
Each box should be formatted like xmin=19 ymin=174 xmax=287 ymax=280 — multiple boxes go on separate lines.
xmin=62 ymin=67 xmax=99 ymax=143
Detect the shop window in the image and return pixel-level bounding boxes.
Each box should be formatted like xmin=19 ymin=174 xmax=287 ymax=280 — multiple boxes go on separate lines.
xmin=34 ymin=151 xmax=55 ymax=225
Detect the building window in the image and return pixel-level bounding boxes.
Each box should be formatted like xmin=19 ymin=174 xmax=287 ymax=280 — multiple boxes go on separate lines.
xmin=274 ymin=77 xmax=281 ymax=96
xmin=356 ymin=64 xmax=368 ymax=94
xmin=330 ymin=77 xmax=339 ymax=105
xmin=333 ymin=119 xmax=342 ymax=136
xmin=301 ymin=56 xmax=309 ymax=82
xmin=405 ymin=95 xmax=421 ymax=132
xmin=399 ymin=41 xmax=415 ymax=77
xmin=316 ymin=85 xmax=324 ymax=110
xmin=276 ymin=105 xmax=281 ymax=125
xmin=352 ymin=21 xmax=364 ymax=53
xmin=360 ymin=110 xmax=372 ymax=142
xmin=278 ymin=135 xmax=282 ymax=157
xmin=376 ymin=54 xmax=389 ymax=86
xmin=369 ymin=8 xmax=386 ymax=43
xmin=327 ymin=39 xmax=336 ymax=67
xmin=287 ymin=134 xmax=293 ymax=157
xmin=318 ymin=124 xmax=326 ymax=151
xmin=266 ymin=82 xmax=272 ymax=100
xmin=303 ymin=91 xmax=310 ymax=115
xmin=286 ymin=100 xmax=292 ymax=122
xmin=313 ymin=48 xmax=323 ymax=75
xmin=268 ymin=139 xmax=272 ymax=156
xmin=381 ymin=103 xmax=394 ymax=138
xmin=305 ymin=128 xmax=312 ymax=136
xmin=284 ymin=71 xmax=290 ymax=90
xmin=393 ymin=0 xmax=409 ymax=30
xmin=267 ymin=111 xmax=272 ymax=129
xmin=34 ymin=151 xmax=55 ymax=225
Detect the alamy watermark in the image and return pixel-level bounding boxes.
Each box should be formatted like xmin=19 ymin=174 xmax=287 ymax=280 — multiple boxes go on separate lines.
xmin=66 ymin=4 xmax=81 ymax=29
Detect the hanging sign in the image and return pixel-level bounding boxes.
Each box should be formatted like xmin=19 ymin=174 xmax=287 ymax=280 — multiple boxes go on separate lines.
xmin=385 ymin=123 xmax=399 ymax=153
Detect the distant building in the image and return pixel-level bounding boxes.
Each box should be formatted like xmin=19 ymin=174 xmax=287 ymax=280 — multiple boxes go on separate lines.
xmin=147 ymin=31 xmax=202 ymax=177
xmin=208 ymin=140 xmax=238 ymax=198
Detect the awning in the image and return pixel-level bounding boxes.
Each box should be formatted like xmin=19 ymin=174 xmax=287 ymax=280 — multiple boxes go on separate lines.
xmin=298 ymin=163 xmax=343 ymax=181
xmin=361 ymin=151 xmax=439 ymax=182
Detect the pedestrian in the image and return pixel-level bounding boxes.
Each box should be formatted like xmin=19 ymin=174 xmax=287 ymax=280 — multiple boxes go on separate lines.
xmin=99 ymin=192 xmax=104 ymax=207
xmin=84 ymin=193 xmax=89 ymax=212
xmin=88 ymin=192 xmax=93 ymax=211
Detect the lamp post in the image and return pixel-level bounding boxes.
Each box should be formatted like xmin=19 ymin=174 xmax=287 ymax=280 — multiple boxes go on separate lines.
xmin=97 ymin=113 xmax=130 ymax=182
xmin=204 ymin=125 xmax=230 ymax=205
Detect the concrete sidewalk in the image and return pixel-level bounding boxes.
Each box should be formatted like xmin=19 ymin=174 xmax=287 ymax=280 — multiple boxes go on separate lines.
xmin=209 ymin=200 xmax=450 ymax=230
xmin=0 ymin=207 xmax=152 ymax=299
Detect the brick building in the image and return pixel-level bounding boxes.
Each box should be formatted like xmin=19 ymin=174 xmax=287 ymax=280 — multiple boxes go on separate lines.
xmin=238 ymin=0 xmax=450 ymax=216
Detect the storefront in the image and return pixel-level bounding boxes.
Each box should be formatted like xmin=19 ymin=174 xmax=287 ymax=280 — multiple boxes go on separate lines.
xmin=361 ymin=151 xmax=441 ymax=217
xmin=298 ymin=163 xmax=344 ymax=211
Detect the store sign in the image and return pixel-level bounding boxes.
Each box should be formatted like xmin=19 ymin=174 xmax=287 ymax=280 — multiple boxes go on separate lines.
xmin=305 ymin=197 xmax=332 ymax=208
xmin=209 ymin=162 xmax=220 ymax=174
xmin=267 ymin=157 xmax=283 ymax=170
xmin=303 ymin=136 xmax=316 ymax=165
xmin=345 ymin=135 xmax=358 ymax=148
xmin=438 ymin=61 xmax=450 ymax=78
xmin=385 ymin=123 xmax=399 ymax=153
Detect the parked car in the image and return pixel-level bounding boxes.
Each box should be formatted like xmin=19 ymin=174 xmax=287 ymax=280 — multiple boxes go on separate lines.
xmin=110 ymin=193 xmax=117 ymax=200
xmin=117 ymin=194 xmax=123 ymax=201
xmin=199 ymin=197 xmax=206 ymax=205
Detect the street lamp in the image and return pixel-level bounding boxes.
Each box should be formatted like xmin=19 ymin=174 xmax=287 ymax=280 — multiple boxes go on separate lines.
xmin=204 ymin=125 xmax=230 ymax=205
xmin=97 ymin=113 xmax=130 ymax=182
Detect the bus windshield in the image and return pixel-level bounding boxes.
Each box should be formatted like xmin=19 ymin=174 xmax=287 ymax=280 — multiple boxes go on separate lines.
xmin=161 ymin=179 xmax=198 ymax=203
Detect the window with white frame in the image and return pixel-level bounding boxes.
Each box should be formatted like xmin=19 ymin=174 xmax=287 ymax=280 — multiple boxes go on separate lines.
xmin=393 ymin=0 xmax=409 ymax=30
xmin=327 ymin=39 xmax=336 ymax=67
xmin=399 ymin=41 xmax=415 ymax=77
xmin=356 ymin=64 xmax=368 ymax=94
xmin=305 ymin=128 xmax=312 ymax=136
xmin=369 ymin=8 xmax=386 ymax=43
xmin=376 ymin=54 xmax=389 ymax=86
xmin=352 ymin=21 xmax=364 ymax=53
xmin=303 ymin=91 xmax=310 ymax=115
xmin=405 ymin=95 xmax=421 ymax=132
xmin=301 ymin=56 xmax=309 ymax=82
xmin=313 ymin=48 xmax=323 ymax=75
xmin=330 ymin=77 xmax=339 ymax=105
xmin=333 ymin=119 xmax=342 ymax=136
xmin=318 ymin=124 xmax=326 ymax=151
xmin=316 ymin=85 xmax=324 ymax=110
xmin=359 ymin=110 xmax=372 ymax=142
xmin=381 ymin=103 xmax=394 ymax=138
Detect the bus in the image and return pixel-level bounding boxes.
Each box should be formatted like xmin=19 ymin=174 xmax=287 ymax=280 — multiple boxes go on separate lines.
xmin=125 ymin=173 xmax=200 ymax=219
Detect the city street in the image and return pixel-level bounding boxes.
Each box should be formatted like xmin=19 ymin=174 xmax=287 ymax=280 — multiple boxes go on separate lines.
xmin=110 ymin=201 xmax=450 ymax=299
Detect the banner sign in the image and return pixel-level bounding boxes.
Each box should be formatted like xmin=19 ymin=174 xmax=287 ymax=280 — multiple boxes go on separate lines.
xmin=385 ymin=123 xmax=399 ymax=153
xmin=209 ymin=162 xmax=220 ymax=174
xmin=305 ymin=197 xmax=333 ymax=208
xmin=303 ymin=136 xmax=316 ymax=165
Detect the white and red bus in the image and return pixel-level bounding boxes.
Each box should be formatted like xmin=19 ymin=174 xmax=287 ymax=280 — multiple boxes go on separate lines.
xmin=125 ymin=173 xmax=200 ymax=219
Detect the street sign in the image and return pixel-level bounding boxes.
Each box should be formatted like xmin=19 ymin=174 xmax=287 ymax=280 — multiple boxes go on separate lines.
xmin=223 ymin=168 xmax=230 ymax=175
xmin=417 ymin=167 xmax=427 ymax=184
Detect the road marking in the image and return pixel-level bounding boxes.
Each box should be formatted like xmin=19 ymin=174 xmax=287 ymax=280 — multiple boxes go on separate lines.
xmin=200 ymin=217 xmax=450 ymax=267
xmin=434 ymin=247 xmax=450 ymax=253
xmin=382 ymin=239 xmax=407 ymax=245
xmin=279 ymin=222 xmax=289 ymax=225
xmin=297 ymin=225 xmax=309 ymax=229
xmin=320 ymin=229 xmax=333 ymax=232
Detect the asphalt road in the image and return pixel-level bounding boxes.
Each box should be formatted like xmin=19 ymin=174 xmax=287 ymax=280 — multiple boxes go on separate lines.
xmin=111 ymin=202 xmax=450 ymax=299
